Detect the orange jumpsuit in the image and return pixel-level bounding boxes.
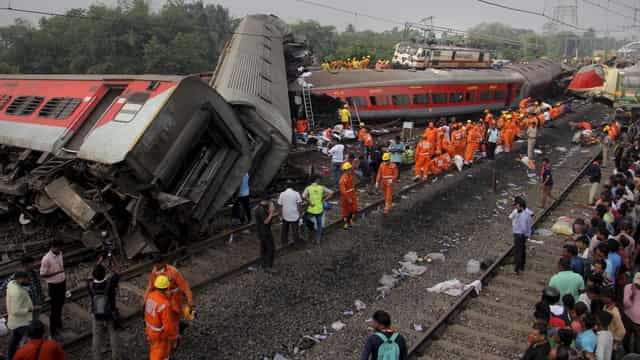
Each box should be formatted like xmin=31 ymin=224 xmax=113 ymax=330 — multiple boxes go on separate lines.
xmin=145 ymin=265 xmax=193 ymax=332
xmin=357 ymin=128 xmax=367 ymax=142
xmin=415 ymin=137 xmax=434 ymax=178
xmin=450 ymin=128 xmax=466 ymax=158
xmin=376 ymin=162 xmax=398 ymax=215
xmin=438 ymin=133 xmax=450 ymax=154
xmin=339 ymin=172 xmax=357 ymax=219
xmin=423 ymin=127 xmax=438 ymax=144
xmin=464 ymin=126 xmax=482 ymax=163
xmin=145 ymin=290 xmax=177 ymax=360
xmin=363 ymin=133 xmax=374 ymax=149
xmin=503 ymin=120 xmax=516 ymax=153
xmin=497 ymin=116 xmax=505 ymax=130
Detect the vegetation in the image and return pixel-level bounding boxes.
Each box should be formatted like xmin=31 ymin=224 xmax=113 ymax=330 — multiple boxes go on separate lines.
xmin=0 ymin=0 xmax=631 ymax=74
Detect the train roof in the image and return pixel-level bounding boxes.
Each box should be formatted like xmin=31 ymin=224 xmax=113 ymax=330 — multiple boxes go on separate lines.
xmin=304 ymin=68 xmax=525 ymax=90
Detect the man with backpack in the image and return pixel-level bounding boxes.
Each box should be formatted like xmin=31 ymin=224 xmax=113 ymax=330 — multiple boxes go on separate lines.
xmin=360 ymin=310 xmax=408 ymax=360
xmin=88 ymin=258 xmax=121 ymax=360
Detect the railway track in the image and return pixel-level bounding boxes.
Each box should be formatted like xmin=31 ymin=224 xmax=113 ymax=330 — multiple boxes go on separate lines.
xmin=408 ymin=149 xmax=602 ymax=359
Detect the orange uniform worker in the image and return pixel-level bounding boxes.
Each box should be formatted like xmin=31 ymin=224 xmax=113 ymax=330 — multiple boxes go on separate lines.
xmin=431 ymin=152 xmax=452 ymax=175
xmin=503 ymin=115 xmax=516 ymax=153
xmin=145 ymin=256 xmax=193 ymax=335
xmin=423 ymin=122 xmax=439 ymax=144
xmin=450 ymin=123 xmax=466 ymax=158
xmin=145 ymin=275 xmax=178 ymax=360
xmin=464 ymin=121 xmax=482 ymax=165
xmin=362 ymin=130 xmax=374 ymax=152
xmin=414 ymin=133 xmax=435 ymax=180
xmin=497 ymin=112 xmax=506 ymax=129
xmin=357 ymin=123 xmax=367 ymax=142
xmin=339 ymin=162 xmax=358 ymax=229
xmin=437 ymin=128 xmax=450 ymax=154
xmin=484 ymin=109 xmax=495 ymax=127
xmin=376 ymin=153 xmax=398 ymax=215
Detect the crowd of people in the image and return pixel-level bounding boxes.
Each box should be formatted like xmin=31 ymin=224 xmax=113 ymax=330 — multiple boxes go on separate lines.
xmin=515 ymin=117 xmax=640 ymax=360
xmin=2 ymin=239 xmax=195 ymax=360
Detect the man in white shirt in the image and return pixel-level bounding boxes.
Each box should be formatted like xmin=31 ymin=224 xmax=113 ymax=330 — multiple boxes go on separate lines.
xmin=40 ymin=240 xmax=66 ymax=339
xmin=278 ymin=182 xmax=303 ymax=247
xmin=328 ymin=141 xmax=345 ymax=188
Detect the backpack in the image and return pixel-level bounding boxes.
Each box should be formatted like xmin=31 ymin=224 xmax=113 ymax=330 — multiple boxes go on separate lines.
xmin=375 ymin=332 xmax=400 ymax=360
xmin=88 ymin=277 xmax=112 ymax=320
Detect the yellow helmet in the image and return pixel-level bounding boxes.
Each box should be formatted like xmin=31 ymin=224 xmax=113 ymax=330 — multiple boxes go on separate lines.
xmin=342 ymin=162 xmax=352 ymax=170
xmin=604 ymin=126 xmax=610 ymax=131
xmin=382 ymin=152 xmax=391 ymax=161
xmin=467 ymin=120 xmax=472 ymax=124
xmin=359 ymin=122 xmax=365 ymax=127
xmin=154 ymin=275 xmax=170 ymax=289
xmin=506 ymin=114 xmax=512 ymax=119
xmin=520 ymin=114 xmax=525 ymax=118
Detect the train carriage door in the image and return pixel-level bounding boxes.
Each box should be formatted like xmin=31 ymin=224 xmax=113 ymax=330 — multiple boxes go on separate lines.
xmin=479 ymin=52 xmax=484 ymax=62
xmin=64 ymin=86 xmax=126 ymax=152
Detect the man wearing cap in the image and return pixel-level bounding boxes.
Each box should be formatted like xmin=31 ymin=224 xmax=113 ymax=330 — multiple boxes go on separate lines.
xmin=145 ymin=275 xmax=177 ymax=360
xmin=376 ymin=153 xmax=398 ymax=216
xmin=339 ymin=162 xmax=358 ymax=229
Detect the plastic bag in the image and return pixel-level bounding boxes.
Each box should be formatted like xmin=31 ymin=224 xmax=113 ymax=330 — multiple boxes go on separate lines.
xmin=379 ymin=274 xmax=399 ymax=289
xmin=354 ymin=300 xmax=367 ymax=311
xmin=399 ymin=261 xmax=427 ymax=276
xmin=427 ymin=279 xmax=465 ymax=296
xmin=331 ymin=321 xmax=346 ymax=331
xmin=466 ymin=259 xmax=480 ymax=274
xmin=403 ymin=251 xmax=418 ymax=263
xmin=454 ymin=155 xmax=464 ymax=172
xmin=551 ymin=216 xmax=574 ymax=236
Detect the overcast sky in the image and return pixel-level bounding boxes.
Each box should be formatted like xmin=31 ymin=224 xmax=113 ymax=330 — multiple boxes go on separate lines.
xmin=1 ymin=0 xmax=639 ymax=39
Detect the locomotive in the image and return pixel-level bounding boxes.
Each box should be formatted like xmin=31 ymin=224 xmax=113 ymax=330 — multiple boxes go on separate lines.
xmin=0 ymin=14 xmax=299 ymax=257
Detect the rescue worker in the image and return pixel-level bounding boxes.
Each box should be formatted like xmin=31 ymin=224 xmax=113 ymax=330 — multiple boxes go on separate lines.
xmin=376 ymin=153 xmax=398 ymax=216
xmin=145 ymin=275 xmax=177 ymax=360
xmin=144 ymin=255 xmax=193 ymax=341
xmin=339 ymin=104 xmax=351 ymax=128
xmin=339 ymin=162 xmax=358 ymax=229
xmin=357 ymin=123 xmax=367 ymax=142
xmin=362 ymin=129 xmax=374 ymax=157
xmin=437 ymin=128 xmax=450 ymax=155
xmin=464 ymin=121 xmax=481 ymax=165
xmin=484 ymin=109 xmax=495 ymax=127
xmin=422 ymin=122 xmax=438 ymax=145
xmin=414 ymin=133 xmax=434 ymax=181
xmin=503 ymin=115 xmax=516 ymax=153
xmin=526 ymin=115 xmax=538 ymax=160
xmin=450 ymin=123 xmax=466 ymax=158
xmin=519 ymin=97 xmax=531 ymax=111
xmin=497 ymin=112 xmax=506 ymax=129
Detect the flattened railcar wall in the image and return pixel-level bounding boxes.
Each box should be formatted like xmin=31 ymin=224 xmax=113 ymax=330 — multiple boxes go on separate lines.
xmin=505 ymin=59 xmax=562 ymax=99
xmin=212 ymin=14 xmax=292 ymax=192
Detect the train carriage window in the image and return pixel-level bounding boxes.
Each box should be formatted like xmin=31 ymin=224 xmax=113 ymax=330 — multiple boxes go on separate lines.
xmin=391 ymin=95 xmax=410 ymax=106
xmin=369 ymin=96 xmax=389 ymax=106
xmin=432 ymin=93 xmax=448 ymax=104
xmin=0 ymin=95 xmax=11 ymax=110
xmin=449 ymin=92 xmax=464 ymax=103
xmin=493 ymin=90 xmax=507 ymax=100
xmin=465 ymin=92 xmax=476 ymax=102
xmin=38 ymin=97 xmax=82 ymax=119
xmin=413 ymin=94 xmax=430 ymax=105
xmin=6 ymin=96 xmax=44 ymax=116
xmin=479 ymin=91 xmax=491 ymax=102
xmin=346 ymin=96 xmax=367 ymax=107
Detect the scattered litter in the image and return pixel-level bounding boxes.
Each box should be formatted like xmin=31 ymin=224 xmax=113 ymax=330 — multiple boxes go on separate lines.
xmin=580 ymin=149 xmax=590 ymax=153
xmin=466 ymin=259 xmax=481 ymax=274
xmin=354 ymin=300 xmax=367 ymax=312
xmin=529 ymin=239 xmax=544 ymax=245
xmin=413 ymin=323 xmax=424 ymax=332
xmin=313 ymin=334 xmax=328 ymax=341
xmin=534 ymin=149 xmax=543 ymax=154
xmin=399 ymin=261 xmax=427 ymax=276
xmin=454 ymin=155 xmax=464 ymax=172
xmin=427 ymin=279 xmax=483 ymax=297
xmin=401 ymin=195 xmax=409 ymax=199
xmin=274 ymin=353 xmax=289 ymax=360
xmin=534 ymin=229 xmax=554 ymax=237
xmin=331 ymin=321 xmax=346 ymax=331
xmin=403 ymin=252 xmax=418 ymax=263
xmin=551 ymin=216 xmax=574 ymax=236
xmin=425 ymin=252 xmax=445 ymax=262
xmin=378 ymin=274 xmax=399 ymax=289
xmin=343 ymin=309 xmax=354 ymax=317
xmin=555 ymin=146 xmax=568 ymax=152
xmin=528 ymin=179 xmax=538 ymax=185
xmin=445 ymin=173 xmax=454 ymax=177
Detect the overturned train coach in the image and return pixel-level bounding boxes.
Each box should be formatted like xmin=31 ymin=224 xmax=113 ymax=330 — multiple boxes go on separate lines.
xmin=0 ymin=14 xmax=299 ymax=257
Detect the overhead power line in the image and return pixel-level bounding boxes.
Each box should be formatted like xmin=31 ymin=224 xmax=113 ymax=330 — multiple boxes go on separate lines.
xmin=579 ymin=0 xmax=636 ymax=22
xmin=294 ymin=0 xmax=529 ymax=47
xmin=476 ymin=0 xmax=587 ymax=31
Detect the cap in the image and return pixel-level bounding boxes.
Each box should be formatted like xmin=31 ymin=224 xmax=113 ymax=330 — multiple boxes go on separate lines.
xmin=154 ymin=275 xmax=170 ymax=289
xmin=382 ymin=153 xmax=391 ymax=161
xmin=342 ymin=162 xmax=352 ymax=170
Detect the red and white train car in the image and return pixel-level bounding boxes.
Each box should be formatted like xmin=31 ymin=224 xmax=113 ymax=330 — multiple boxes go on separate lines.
xmin=306 ymin=59 xmax=562 ymax=121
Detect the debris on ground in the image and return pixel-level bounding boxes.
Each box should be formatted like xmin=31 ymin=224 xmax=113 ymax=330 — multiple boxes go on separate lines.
xmin=274 ymin=353 xmax=289 ymax=360
xmin=551 ymin=216 xmax=574 ymax=235
xmin=403 ymin=251 xmax=418 ymax=263
xmin=427 ymin=279 xmax=483 ymax=297
xmin=534 ymin=229 xmax=554 ymax=237
xmin=528 ymin=239 xmax=544 ymax=245
xmin=343 ymin=309 xmax=354 ymax=317
xmin=331 ymin=321 xmax=346 ymax=331
xmin=413 ymin=323 xmax=424 ymax=332
xmin=425 ymin=252 xmax=445 ymax=262
xmin=466 ymin=259 xmax=480 ymax=274
xmin=354 ymin=300 xmax=366 ymax=312
xmin=555 ymin=146 xmax=568 ymax=152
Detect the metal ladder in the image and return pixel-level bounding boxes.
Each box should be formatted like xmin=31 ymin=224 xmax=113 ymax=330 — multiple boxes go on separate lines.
xmin=302 ymin=84 xmax=315 ymax=130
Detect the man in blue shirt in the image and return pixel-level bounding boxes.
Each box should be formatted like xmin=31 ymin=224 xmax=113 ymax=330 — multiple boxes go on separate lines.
xmin=232 ymin=173 xmax=251 ymax=225
xmin=486 ymin=122 xmax=500 ymax=160
xmin=605 ymin=239 xmax=622 ymax=284
xmin=563 ymin=244 xmax=585 ymax=276
xmin=576 ymin=314 xmax=598 ymax=357
xmin=509 ymin=196 xmax=534 ymax=274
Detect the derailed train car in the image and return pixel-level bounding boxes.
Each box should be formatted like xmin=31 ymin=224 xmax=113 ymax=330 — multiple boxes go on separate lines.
xmin=0 ymin=14 xmax=296 ymax=257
